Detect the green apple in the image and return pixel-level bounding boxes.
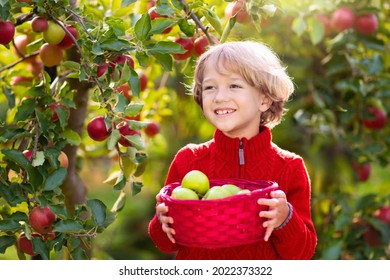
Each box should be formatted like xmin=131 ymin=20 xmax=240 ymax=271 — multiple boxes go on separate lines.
xmin=43 ymin=21 xmax=66 ymax=45
xmin=236 ymin=189 xmax=251 ymax=195
xmin=171 ymin=187 xmax=199 ymax=200
xmin=181 ymin=170 xmax=210 ymax=197
xmin=202 ymin=186 xmax=232 ymax=200
xmin=221 ymin=184 xmax=242 ymax=195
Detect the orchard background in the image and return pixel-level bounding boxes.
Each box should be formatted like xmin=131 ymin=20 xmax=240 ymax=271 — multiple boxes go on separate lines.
xmin=0 ymin=0 xmax=389 ymax=260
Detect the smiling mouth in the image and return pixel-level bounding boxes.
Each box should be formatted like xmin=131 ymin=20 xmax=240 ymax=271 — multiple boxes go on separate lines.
xmin=215 ymin=109 xmax=236 ymax=115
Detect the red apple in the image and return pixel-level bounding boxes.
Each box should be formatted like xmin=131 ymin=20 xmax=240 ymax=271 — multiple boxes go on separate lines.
xmin=116 ymin=120 xmax=141 ymax=147
xmin=224 ymin=0 xmax=250 ymax=24
xmin=330 ymin=7 xmax=355 ymax=32
xmin=57 ymin=25 xmax=78 ymax=49
xmin=138 ymin=71 xmax=148 ymax=92
xmin=173 ymin=37 xmax=194 ymax=60
xmin=0 ymin=20 xmax=16 ymax=45
xmin=193 ymin=35 xmax=219 ymax=57
xmin=87 ymin=116 xmax=112 ymax=141
xmin=362 ymin=106 xmax=387 ymax=130
xmin=23 ymin=149 xmax=33 ymax=161
xmin=27 ymin=61 xmax=44 ymax=78
xmin=363 ymin=226 xmax=381 ymax=247
xmin=109 ymin=54 xmax=135 ymax=80
xmin=145 ymin=121 xmax=160 ymax=137
xmin=29 ymin=206 xmax=56 ymax=234
xmin=17 ymin=233 xmax=39 ymax=256
xmin=111 ymin=54 xmax=135 ymax=69
xmin=148 ymin=6 xmax=173 ymax=34
xmin=376 ymin=206 xmax=390 ymax=225
xmin=39 ymin=43 xmax=63 ymax=67
xmin=97 ymin=63 xmax=109 ymax=78
xmin=31 ymin=17 xmax=48 ymax=32
xmin=11 ymin=76 xmax=33 ymax=86
xmin=352 ymin=162 xmax=371 ymax=182
xmin=58 ymin=151 xmax=69 ymax=168
xmin=115 ymin=83 xmax=132 ymax=100
xmin=49 ymin=103 xmax=70 ymax=122
xmin=355 ymin=13 xmax=378 ymax=35
xmin=125 ymin=114 xmax=141 ymax=121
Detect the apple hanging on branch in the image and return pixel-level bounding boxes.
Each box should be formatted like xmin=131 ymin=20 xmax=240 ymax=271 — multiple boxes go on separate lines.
xmin=0 ymin=20 xmax=16 ymax=45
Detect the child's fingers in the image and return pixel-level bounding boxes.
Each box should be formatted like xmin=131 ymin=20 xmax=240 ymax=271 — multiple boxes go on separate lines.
xmin=156 ymin=203 xmax=168 ymax=215
xmin=263 ymin=225 xmax=274 ymax=242
xmin=162 ymin=223 xmax=176 ymax=243
xmin=269 ymin=190 xmax=286 ymax=199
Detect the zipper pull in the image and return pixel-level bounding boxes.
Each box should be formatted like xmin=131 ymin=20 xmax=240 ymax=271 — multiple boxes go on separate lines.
xmin=239 ymin=140 xmax=245 ymax=165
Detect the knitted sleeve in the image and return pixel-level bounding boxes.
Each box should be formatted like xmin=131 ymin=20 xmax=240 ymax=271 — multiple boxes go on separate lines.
xmin=270 ymin=157 xmax=317 ymax=259
xmin=147 ymin=146 xmax=192 ymax=254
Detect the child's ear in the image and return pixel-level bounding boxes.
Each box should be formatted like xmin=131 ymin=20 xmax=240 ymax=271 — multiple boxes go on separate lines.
xmin=259 ymin=95 xmax=272 ymax=112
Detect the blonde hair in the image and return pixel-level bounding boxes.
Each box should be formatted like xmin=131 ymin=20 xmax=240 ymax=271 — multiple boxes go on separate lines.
xmin=192 ymin=41 xmax=294 ymax=128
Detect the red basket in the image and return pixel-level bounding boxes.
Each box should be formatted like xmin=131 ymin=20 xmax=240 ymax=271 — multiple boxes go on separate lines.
xmin=159 ymin=178 xmax=278 ymax=249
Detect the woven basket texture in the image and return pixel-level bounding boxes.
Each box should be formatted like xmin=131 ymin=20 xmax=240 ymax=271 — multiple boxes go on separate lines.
xmin=160 ymin=178 xmax=278 ymax=249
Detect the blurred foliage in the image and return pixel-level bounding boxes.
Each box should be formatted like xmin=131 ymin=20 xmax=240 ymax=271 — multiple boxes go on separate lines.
xmin=0 ymin=0 xmax=389 ymax=260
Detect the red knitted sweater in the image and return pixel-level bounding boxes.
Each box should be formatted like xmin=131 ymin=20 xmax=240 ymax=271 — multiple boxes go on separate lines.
xmin=148 ymin=127 xmax=317 ymax=259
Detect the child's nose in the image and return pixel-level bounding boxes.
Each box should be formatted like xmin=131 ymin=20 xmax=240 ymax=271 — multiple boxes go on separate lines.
xmin=213 ymin=88 xmax=229 ymax=102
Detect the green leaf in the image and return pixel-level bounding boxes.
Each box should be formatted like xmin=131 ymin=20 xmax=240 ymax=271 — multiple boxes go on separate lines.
xmin=308 ymin=17 xmax=324 ymax=45
xmin=68 ymin=235 xmax=80 ymax=251
xmin=122 ymin=0 xmax=137 ymax=6
xmin=2 ymin=85 xmax=15 ymax=109
xmin=202 ymin=9 xmax=222 ymax=35
xmin=1 ymin=148 xmax=29 ymax=169
xmin=31 ymin=237 xmax=50 ymax=260
xmin=135 ymin=13 xmax=151 ymax=41
xmin=113 ymin=171 xmax=127 ymax=190
xmin=111 ymin=191 xmax=126 ymax=213
xmin=178 ymin=18 xmax=196 ymax=37
xmin=70 ymin=246 xmax=89 ymax=260
xmin=135 ymin=51 xmax=149 ymax=68
xmin=122 ymin=134 xmax=145 ymax=150
xmin=148 ymin=41 xmax=185 ymax=54
xmin=35 ymin=109 xmax=52 ymax=135
xmin=335 ymin=213 xmax=351 ymax=231
xmin=53 ymin=220 xmax=83 ymax=233
xmin=292 ymin=16 xmax=306 ymax=37
xmin=320 ymin=241 xmax=342 ymax=260
xmin=31 ymin=151 xmax=45 ymax=167
xmin=131 ymin=181 xmax=143 ymax=196
xmin=0 ymin=182 xmax=26 ymax=206
xmin=124 ymin=103 xmax=144 ymax=117
xmin=100 ymin=38 xmax=132 ymax=51
xmin=43 ymin=167 xmax=67 ymax=191
xmin=87 ymin=199 xmax=107 ymax=227
xmin=14 ymin=98 xmax=36 ymax=122
xmin=121 ymin=154 xmax=136 ymax=177
xmin=107 ymin=129 xmax=121 ymax=150
xmin=61 ymin=61 xmax=80 ymax=70
xmin=60 ymin=129 xmax=81 ymax=146
xmin=129 ymin=68 xmax=140 ymax=97
xmin=152 ymin=52 xmax=172 ymax=71
xmin=0 ymin=236 xmax=16 ymax=254
xmin=220 ymin=17 xmax=236 ymax=43
xmin=0 ymin=219 xmax=22 ymax=231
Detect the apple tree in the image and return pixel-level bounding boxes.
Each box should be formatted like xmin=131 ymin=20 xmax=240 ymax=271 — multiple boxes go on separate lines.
xmin=1 ymin=0 xmax=389 ymax=260
xmin=0 ymin=0 xmax=280 ymax=259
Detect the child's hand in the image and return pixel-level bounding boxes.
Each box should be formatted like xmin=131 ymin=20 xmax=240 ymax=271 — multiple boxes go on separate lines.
xmin=257 ymin=190 xmax=290 ymax=242
xmin=155 ymin=194 xmax=176 ymax=244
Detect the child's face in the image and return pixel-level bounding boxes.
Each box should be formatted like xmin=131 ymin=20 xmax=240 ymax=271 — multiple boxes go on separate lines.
xmin=201 ymin=61 xmax=271 ymax=139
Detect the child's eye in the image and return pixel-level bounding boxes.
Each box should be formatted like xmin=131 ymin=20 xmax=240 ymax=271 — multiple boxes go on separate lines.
xmin=230 ymin=84 xmax=242 ymax=89
xmin=203 ymin=85 xmax=214 ymax=91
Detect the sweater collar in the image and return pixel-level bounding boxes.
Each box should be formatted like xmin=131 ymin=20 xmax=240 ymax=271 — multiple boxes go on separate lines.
xmin=213 ymin=126 xmax=272 ymax=163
